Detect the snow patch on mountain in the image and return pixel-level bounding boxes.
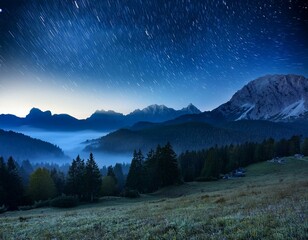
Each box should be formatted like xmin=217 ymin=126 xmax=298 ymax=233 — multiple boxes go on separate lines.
xmin=281 ymin=99 xmax=306 ymax=119
xmin=214 ymin=74 xmax=308 ymax=122
xmin=236 ymin=103 xmax=255 ymax=120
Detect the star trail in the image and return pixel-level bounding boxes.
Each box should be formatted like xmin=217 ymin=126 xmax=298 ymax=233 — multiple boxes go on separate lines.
xmin=0 ymin=0 xmax=307 ymax=118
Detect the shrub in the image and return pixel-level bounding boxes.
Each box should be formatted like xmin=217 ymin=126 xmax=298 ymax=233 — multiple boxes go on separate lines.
xmin=196 ymin=176 xmax=218 ymax=182
xmin=33 ymin=200 xmax=50 ymax=208
xmin=101 ymin=176 xmax=117 ymax=196
xmin=18 ymin=205 xmax=34 ymax=211
xmin=0 ymin=205 xmax=7 ymax=214
xmin=122 ymin=189 xmax=140 ymax=198
xmin=50 ymin=196 xmax=79 ymax=208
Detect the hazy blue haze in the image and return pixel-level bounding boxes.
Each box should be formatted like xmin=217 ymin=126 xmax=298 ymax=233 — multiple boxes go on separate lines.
xmin=4 ymin=127 xmax=131 ymax=166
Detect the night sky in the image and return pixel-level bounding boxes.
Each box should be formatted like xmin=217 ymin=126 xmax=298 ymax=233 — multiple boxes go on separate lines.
xmin=0 ymin=0 xmax=307 ymax=118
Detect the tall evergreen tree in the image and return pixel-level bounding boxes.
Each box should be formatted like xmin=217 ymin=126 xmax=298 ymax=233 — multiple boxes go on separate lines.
xmin=143 ymin=149 xmax=159 ymax=192
xmin=113 ymin=163 xmax=125 ymax=192
xmin=107 ymin=166 xmax=117 ymax=183
xmin=126 ymin=150 xmax=144 ymax=192
xmin=201 ymin=147 xmax=223 ymax=179
xmin=100 ymin=166 xmax=107 ymax=176
xmin=275 ymin=139 xmax=289 ymax=157
xmin=159 ymin=143 xmax=180 ymax=187
xmin=66 ymin=155 xmax=85 ymax=198
xmin=178 ymin=150 xmax=195 ymax=182
xmin=20 ymin=160 xmax=34 ymax=186
xmin=301 ymin=138 xmax=308 ymax=156
xmin=288 ymin=135 xmax=301 ymax=155
xmin=0 ymin=157 xmax=7 ymax=206
xmin=84 ymin=153 xmax=102 ymax=202
xmin=101 ymin=176 xmax=117 ymax=196
xmin=6 ymin=157 xmax=24 ymax=209
xmin=50 ymin=168 xmax=65 ymax=196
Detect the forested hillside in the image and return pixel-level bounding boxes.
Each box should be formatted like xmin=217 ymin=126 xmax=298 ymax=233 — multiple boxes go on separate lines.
xmin=0 ymin=129 xmax=66 ymax=161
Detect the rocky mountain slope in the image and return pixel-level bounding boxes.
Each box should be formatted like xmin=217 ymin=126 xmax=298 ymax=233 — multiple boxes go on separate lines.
xmin=213 ymin=74 xmax=308 ymax=121
xmin=86 ymin=74 xmax=308 ymax=153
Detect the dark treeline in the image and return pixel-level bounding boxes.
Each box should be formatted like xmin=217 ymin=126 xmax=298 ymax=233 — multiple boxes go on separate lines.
xmin=125 ymin=143 xmax=181 ymax=193
xmin=1 ymin=136 xmax=308 ymax=212
xmin=124 ymin=136 xmax=308 ymax=190
xmin=0 ymin=153 xmax=129 ymax=211
xmin=179 ymin=136 xmax=308 ymax=181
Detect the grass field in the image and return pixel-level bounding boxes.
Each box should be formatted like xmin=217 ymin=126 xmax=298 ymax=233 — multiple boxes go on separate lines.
xmin=1 ymin=157 xmax=308 ymax=239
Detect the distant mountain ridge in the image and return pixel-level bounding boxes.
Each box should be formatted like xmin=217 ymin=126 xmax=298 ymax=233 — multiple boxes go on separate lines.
xmin=86 ymin=74 xmax=308 ymax=154
xmin=0 ymin=104 xmax=201 ymax=131
xmin=1 ymin=74 xmax=307 ymax=133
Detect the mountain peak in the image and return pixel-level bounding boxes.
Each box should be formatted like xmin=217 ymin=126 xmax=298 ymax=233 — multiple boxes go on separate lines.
xmin=92 ymin=109 xmax=123 ymax=116
xmin=214 ymin=74 xmax=308 ymax=121
xmin=181 ymin=103 xmax=201 ymax=114
xmin=144 ymin=104 xmax=171 ymax=112
xmin=131 ymin=104 xmax=173 ymax=115
xmin=26 ymin=108 xmax=52 ymax=119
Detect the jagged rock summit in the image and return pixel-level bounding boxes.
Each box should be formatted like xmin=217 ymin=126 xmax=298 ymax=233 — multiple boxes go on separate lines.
xmin=180 ymin=103 xmax=201 ymax=114
xmin=214 ymin=74 xmax=308 ymax=121
xmin=131 ymin=104 xmax=175 ymax=115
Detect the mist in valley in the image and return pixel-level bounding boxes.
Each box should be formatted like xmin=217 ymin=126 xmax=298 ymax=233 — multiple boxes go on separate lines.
xmin=5 ymin=127 xmax=131 ymax=167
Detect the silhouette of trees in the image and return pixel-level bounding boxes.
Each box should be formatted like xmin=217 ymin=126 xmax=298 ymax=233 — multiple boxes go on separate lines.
xmin=126 ymin=143 xmax=180 ymax=193
xmin=66 ymin=155 xmax=85 ymax=198
xmin=1 ymin=135 xmax=306 ymax=212
xmin=66 ymin=153 xmax=102 ymax=202
xmin=101 ymin=176 xmax=117 ymax=196
xmin=301 ymin=138 xmax=308 ymax=156
xmin=180 ymin=135 xmax=304 ymax=181
xmin=84 ymin=153 xmax=102 ymax=202
xmin=113 ymin=163 xmax=125 ymax=192
xmin=50 ymin=168 xmax=65 ymax=196
xmin=126 ymin=150 xmax=144 ymax=192
xmin=0 ymin=157 xmax=24 ymax=210
xmin=0 ymin=157 xmax=7 ymax=206
xmin=158 ymin=143 xmax=180 ymax=187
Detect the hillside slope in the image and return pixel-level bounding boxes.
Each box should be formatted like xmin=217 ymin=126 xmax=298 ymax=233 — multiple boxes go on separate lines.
xmin=85 ymin=120 xmax=307 ymax=153
xmin=0 ymin=129 xmax=66 ymax=162
xmin=1 ymin=157 xmax=307 ymax=239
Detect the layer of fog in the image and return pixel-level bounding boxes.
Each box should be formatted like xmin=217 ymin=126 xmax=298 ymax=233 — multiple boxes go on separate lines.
xmin=7 ymin=127 xmax=132 ymax=167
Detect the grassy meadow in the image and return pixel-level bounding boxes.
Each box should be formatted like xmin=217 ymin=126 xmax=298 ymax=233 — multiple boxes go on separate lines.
xmin=0 ymin=157 xmax=307 ymax=239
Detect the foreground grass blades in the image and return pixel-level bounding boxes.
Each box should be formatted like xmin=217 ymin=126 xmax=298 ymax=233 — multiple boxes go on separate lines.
xmin=0 ymin=157 xmax=308 ymax=239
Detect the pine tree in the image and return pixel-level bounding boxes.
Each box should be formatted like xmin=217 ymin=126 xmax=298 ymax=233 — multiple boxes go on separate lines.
xmin=66 ymin=155 xmax=85 ymax=199
xmin=275 ymin=139 xmax=289 ymax=157
xmin=113 ymin=163 xmax=125 ymax=192
xmin=84 ymin=153 xmax=102 ymax=202
xmin=288 ymin=135 xmax=301 ymax=155
xmin=143 ymin=149 xmax=159 ymax=192
xmin=20 ymin=160 xmax=33 ymax=186
xmin=50 ymin=168 xmax=65 ymax=196
xmin=101 ymin=176 xmax=117 ymax=196
xmin=201 ymin=147 xmax=223 ymax=180
xmin=159 ymin=143 xmax=180 ymax=187
xmin=6 ymin=157 xmax=24 ymax=210
xmin=126 ymin=150 xmax=144 ymax=192
xmin=107 ymin=166 xmax=117 ymax=183
xmin=0 ymin=157 xmax=7 ymax=206
xmin=301 ymin=138 xmax=308 ymax=156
